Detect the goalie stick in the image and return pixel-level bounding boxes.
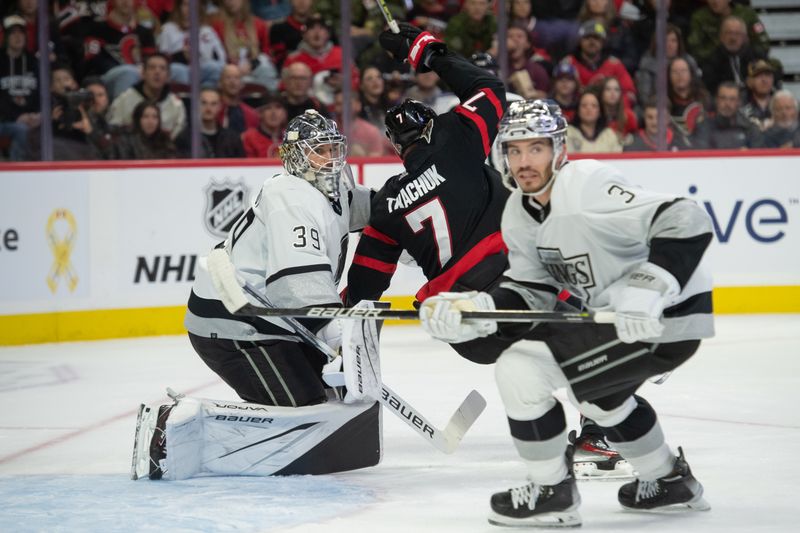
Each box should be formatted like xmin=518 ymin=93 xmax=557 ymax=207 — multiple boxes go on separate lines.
xmin=205 ymin=251 xmax=615 ymax=325
xmin=205 ymin=249 xmax=487 ymax=454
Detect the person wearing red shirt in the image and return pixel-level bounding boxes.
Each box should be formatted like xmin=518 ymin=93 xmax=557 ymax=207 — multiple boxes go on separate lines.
xmin=241 ymin=92 xmax=287 ymax=158
xmin=283 ymin=14 xmax=359 ymax=92
xmin=564 ymin=21 xmax=637 ymax=107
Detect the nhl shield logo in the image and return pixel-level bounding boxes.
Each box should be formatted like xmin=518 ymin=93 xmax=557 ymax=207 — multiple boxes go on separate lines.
xmin=204 ymin=179 xmax=249 ymax=238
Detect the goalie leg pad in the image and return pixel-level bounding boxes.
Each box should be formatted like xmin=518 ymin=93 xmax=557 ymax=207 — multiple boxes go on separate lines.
xmin=160 ymin=396 xmax=382 ymax=479
xmin=341 ymin=301 xmax=383 ymax=403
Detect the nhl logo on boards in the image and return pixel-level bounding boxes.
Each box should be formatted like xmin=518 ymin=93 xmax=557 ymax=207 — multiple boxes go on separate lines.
xmin=203 ymin=179 xmax=249 ymax=238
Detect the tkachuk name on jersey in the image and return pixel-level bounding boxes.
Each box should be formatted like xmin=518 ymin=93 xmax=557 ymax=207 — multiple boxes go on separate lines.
xmin=537 ymin=248 xmax=596 ymax=301
xmin=386 ymin=164 xmax=446 ymax=213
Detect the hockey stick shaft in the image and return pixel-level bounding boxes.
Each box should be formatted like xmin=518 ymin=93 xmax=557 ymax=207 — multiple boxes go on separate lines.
xmin=376 ymin=0 xmax=400 ymax=33
xmin=234 ymin=302 xmax=614 ymax=324
xmin=206 ymin=249 xmax=484 ymax=453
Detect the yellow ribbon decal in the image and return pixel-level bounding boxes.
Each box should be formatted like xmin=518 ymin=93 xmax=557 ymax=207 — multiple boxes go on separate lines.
xmin=46 ymin=209 xmax=79 ymax=293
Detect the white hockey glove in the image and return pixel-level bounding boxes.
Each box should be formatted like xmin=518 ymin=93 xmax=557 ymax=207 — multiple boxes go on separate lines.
xmin=316 ymin=319 xmax=343 ymax=352
xmin=419 ymin=291 xmax=497 ymax=344
xmin=614 ymin=262 xmax=680 ymax=344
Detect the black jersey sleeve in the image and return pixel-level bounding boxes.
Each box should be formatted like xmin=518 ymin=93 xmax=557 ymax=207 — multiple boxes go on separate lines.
xmin=430 ymin=52 xmax=507 ymax=157
xmin=346 ymin=224 xmax=404 ymax=304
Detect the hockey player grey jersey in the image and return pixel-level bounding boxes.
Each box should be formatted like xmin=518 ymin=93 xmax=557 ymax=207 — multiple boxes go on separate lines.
xmin=501 ymin=159 xmax=714 ymax=343
xmin=185 ymin=172 xmax=372 ymax=341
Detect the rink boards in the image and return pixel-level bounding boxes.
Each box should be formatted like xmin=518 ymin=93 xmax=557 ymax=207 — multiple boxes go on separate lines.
xmin=1 ymin=151 xmax=799 ymax=345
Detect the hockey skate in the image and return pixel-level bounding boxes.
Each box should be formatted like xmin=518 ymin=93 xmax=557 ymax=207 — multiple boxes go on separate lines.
xmin=618 ymin=447 xmax=710 ymax=512
xmin=488 ymin=449 xmax=581 ymax=528
xmin=569 ymin=430 xmax=635 ymax=481
xmin=130 ymin=402 xmax=174 ymax=480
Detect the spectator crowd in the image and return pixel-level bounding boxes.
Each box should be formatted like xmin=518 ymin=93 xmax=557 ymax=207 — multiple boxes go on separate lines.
xmin=2 ymin=0 xmax=799 ymax=162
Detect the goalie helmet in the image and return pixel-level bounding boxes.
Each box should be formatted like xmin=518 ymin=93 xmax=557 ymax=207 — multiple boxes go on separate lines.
xmin=385 ymin=99 xmax=437 ymax=156
xmin=495 ymin=99 xmax=568 ymax=195
xmin=279 ymin=109 xmax=347 ymax=200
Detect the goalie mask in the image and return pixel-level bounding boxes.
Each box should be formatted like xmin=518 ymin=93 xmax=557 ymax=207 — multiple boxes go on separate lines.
xmin=280 ymin=109 xmax=347 ymax=200
xmin=385 ymin=99 xmax=437 ymax=156
xmin=495 ymin=99 xmax=568 ymax=196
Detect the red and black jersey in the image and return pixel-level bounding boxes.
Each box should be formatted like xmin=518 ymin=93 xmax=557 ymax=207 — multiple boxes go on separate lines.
xmin=82 ymin=17 xmax=156 ymax=76
xmin=347 ymin=52 xmax=509 ymax=304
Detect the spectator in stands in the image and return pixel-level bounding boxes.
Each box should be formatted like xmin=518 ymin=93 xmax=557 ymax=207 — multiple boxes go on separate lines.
xmin=358 ymin=65 xmax=390 ymax=131
xmin=107 ymin=53 xmax=186 ymax=139
xmin=564 ymin=20 xmax=637 ymax=106
xmin=210 ymin=0 xmax=278 ymax=91
xmin=508 ymin=0 xmax=577 ymax=60
xmin=268 ymin=0 xmax=314 ymax=69
xmin=636 ymin=23 xmax=700 ymax=103
xmin=157 ymin=0 xmax=226 ymax=87
xmin=279 ymin=61 xmax=326 ymax=120
xmin=113 ymin=100 xmax=176 ymax=159
xmin=743 ymin=59 xmax=776 ymax=132
xmin=217 ymin=63 xmax=260 ymax=134
xmin=444 ymin=0 xmax=497 ymax=58
xmin=762 ymin=90 xmax=800 ymax=149
xmin=596 ymin=75 xmax=637 ymax=144
xmin=83 ymin=0 xmax=157 ymax=99
xmin=80 ymin=76 xmax=115 ymax=159
xmin=566 ymin=89 xmax=622 ymax=153
xmin=668 ymin=56 xmax=709 ymax=141
xmin=692 ymin=81 xmax=764 ymax=150
xmin=625 ymin=99 xmax=689 ymax=152
xmin=0 ymin=14 xmax=39 ymax=161
xmin=332 ymin=89 xmax=393 ymax=157
xmin=27 ymin=64 xmax=103 ymax=160
xmin=176 ymin=88 xmax=244 ymax=158
xmin=577 ymin=0 xmax=638 ymax=73
xmin=549 ymin=61 xmax=580 ymax=122
xmin=688 ymin=0 xmax=770 ymax=65
xmin=241 ymin=92 xmax=288 ymax=158
xmin=506 ymin=25 xmax=550 ymax=100
xmin=701 ymin=15 xmax=769 ymax=98
xmin=403 ymin=70 xmax=442 ymax=108
xmin=283 ymin=14 xmax=360 ymax=93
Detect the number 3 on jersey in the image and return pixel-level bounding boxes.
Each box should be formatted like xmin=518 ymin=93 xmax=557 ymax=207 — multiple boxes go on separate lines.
xmin=404 ymin=197 xmax=452 ymax=267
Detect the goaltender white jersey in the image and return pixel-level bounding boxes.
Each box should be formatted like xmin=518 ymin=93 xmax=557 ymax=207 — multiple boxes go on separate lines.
xmin=501 ymin=159 xmax=714 ymax=343
xmin=185 ymin=172 xmax=372 ymax=341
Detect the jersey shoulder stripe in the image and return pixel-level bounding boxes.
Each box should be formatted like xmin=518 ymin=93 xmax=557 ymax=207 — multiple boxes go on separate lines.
xmin=265 ymin=263 xmax=331 ymax=285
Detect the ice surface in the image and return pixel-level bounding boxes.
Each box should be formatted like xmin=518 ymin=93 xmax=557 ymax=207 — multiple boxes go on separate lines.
xmin=1 ymin=315 xmax=798 ymax=532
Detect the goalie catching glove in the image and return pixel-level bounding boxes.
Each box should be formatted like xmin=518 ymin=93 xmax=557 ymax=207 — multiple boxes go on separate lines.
xmin=379 ymin=22 xmax=446 ymax=72
xmin=614 ymin=262 xmax=680 ymax=344
xmin=419 ymin=291 xmax=497 ymax=344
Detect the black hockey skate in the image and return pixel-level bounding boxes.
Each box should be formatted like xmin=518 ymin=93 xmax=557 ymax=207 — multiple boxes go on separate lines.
xmin=488 ymin=449 xmax=581 ymax=527
xmin=569 ymin=429 xmax=635 ymax=481
xmin=618 ymin=447 xmax=710 ymax=512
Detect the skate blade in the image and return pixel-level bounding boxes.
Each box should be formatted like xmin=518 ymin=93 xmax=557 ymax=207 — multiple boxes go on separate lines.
xmin=574 ymin=460 xmax=636 ymax=481
xmin=487 ymin=510 xmax=582 ymax=528
xmin=130 ymin=404 xmax=156 ymax=480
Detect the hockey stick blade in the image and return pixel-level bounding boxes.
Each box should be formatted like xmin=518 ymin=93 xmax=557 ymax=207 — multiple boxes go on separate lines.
xmin=440 ymin=389 xmax=487 ymax=453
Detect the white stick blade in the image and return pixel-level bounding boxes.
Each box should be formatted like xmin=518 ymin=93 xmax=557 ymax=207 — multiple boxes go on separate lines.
xmin=441 ymin=390 xmax=487 ymax=453
xmin=206 ymin=249 xmax=249 ymax=313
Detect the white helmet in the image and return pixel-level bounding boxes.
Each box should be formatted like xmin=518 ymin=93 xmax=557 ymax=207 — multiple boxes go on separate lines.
xmin=495 ymin=99 xmax=568 ymax=195
xmin=279 ymin=109 xmax=347 ymax=200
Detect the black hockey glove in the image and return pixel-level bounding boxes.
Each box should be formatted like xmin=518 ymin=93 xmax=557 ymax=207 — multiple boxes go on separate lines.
xmin=379 ymin=22 xmax=445 ymax=73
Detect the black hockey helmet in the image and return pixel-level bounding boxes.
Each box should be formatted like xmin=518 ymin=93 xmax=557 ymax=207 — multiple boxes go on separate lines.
xmin=384 ymin=99 xmax=437 ymax=156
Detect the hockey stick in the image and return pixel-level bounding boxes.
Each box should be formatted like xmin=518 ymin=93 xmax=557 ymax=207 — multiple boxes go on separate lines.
xmin=376 ymin=0 xmax=400 ymax=33
xmin=205 ymin=249 xmax=487 ymax=454
xmin=206 ymin=253 xmax=614 ymax=325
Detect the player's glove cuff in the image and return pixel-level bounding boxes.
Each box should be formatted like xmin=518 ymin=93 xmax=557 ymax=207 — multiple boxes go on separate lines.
xmin=408 ymin=31 xmax=446 ymax=72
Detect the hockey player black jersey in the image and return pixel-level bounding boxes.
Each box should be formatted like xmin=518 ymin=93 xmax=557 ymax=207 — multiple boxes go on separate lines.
xmin=82 ymin=17 xmax=156 ymax=77
xmin=347 ymin=52 xmax=509 ymax=304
